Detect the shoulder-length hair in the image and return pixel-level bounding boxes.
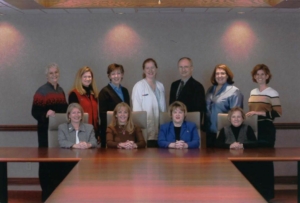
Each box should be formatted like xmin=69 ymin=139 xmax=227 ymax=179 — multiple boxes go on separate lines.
xmin=107 ymin=63 xmax=124 ymax=81
xmin=66 ymin=103 xmax=84 ymax=123
xmin=142 ymin=58 xmax=158 ymax=78
xmin=71 ymin=66 xmax=98 ymax=98
xmin=210 ymin=64 xmax=234 ymax=85
xmin=251 ymin=64 xmax=272 ymax=84
xmin=109 ymin=102 xmax=134 ymax=134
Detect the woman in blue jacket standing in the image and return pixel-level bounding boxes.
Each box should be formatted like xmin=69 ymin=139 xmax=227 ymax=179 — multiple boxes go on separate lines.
xmin=205 ymin=64 xmax=243 ymax=147
xmin=158 ymin=101 xmax=200 ymax=149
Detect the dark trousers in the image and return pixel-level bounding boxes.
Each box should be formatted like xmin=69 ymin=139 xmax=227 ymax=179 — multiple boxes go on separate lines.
xmin=39 ymin=162 xmax=76 ymax=202
xmin=147 ymin=140 xmax=158 ymax=148
xmin=233 ymin=161 xmax=274 ymax=201
xmin=206 ymin=132 xmax=217 ymax=148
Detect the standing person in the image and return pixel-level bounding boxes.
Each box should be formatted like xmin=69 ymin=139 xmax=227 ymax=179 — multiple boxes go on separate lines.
xmin=169 ymin=57 xmax=205 ymax=131
xmin=132 ymin=58 xmax=166 ymax=147
xmin=31 ymin=63 xmax=68 ymax=202
xmin=246 ymin=64 xmax=282 ymax=201
xmin=246 ymin=64 xmax=282 ymax=147
xmin=98 ymin=63 xmax=130 ymax=148
xmin=69 ymin=66 xmax=99 ymax=141
xmin=205 ymin=64 xmax=243 ymax=147
xmin=106 ymin=102 xmax=146 ymax=149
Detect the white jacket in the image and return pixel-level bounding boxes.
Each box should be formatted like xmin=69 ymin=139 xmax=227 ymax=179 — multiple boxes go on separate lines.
xmin=132 ymin=79 xmax=166 ymax=140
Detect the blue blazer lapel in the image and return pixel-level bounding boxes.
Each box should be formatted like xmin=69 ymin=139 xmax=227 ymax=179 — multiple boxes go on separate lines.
xmin=180 ymin=121 xmax=189 ymax=139
xmin=168 ymin=122 xmax=176 ymax=141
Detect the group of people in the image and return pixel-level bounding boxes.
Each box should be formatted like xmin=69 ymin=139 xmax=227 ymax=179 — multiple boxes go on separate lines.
xmin=31 ymin=57 xmax=282 ymax=202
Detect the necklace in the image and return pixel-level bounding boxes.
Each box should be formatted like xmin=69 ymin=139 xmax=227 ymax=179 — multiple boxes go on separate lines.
xmin=118 ymin=125 xmax=126 ymax=135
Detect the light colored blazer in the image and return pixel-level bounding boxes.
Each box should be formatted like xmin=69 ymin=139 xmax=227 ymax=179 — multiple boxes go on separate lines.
xmin=58 ymin=123 xmax=97 ymax=148
xmin=132 ymin=79 xmax=166 ymax=140
xmin=158 ymin=121 xmax=200 ymax=149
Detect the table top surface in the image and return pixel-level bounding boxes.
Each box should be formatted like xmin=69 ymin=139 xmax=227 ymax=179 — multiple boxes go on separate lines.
xmin=2 ymin=147 xmax=300 ymax=202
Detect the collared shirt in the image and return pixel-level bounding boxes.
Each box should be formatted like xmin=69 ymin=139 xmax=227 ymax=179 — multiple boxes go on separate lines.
xmin=109 ymin=82 xmax=124 ymax=101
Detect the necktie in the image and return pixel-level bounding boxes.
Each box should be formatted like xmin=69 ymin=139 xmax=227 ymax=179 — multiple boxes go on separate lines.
xmin=176 ymin=80 xmax=184 ymax=99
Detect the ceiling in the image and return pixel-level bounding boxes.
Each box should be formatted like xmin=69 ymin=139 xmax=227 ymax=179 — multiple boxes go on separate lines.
xmin=0 ymin=0 xmax=300 ymax=15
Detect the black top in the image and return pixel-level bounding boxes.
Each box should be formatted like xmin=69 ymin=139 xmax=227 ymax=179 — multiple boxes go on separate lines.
xmin=215 ymin=125 xmax=257 ymax=148
xmin=68 ymin=86 xmax=92 ymax=104
xmin=169 ymin=77 xmax=206 ymax=129
xmin=174 ymin=126 xmax=181 ymax=141
xmin=98 ymin=84 xmax=130 ymax=146
xmin=170 ymin=77 xmax=206 ymax=113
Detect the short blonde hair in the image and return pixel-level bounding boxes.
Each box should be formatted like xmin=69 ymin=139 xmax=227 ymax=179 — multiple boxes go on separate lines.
xmin=169 ymin=101 xmax=187 ymax=117
xmin=71 ymin=66 xmax=98 ymax=98
xmin=109 ymin=102 xmax=134 ymax=134
xmin=66 ymin=103 xmax=84 ymax=123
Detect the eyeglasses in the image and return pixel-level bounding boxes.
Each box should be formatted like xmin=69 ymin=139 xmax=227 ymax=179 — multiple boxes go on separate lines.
xmin=178 ymin=66 xmax=191 ymax=69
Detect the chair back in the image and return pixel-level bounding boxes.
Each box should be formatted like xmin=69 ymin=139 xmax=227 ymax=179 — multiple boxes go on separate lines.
xmin=48 ymin=113 xmax=89 ymax=147
xmin=217 ymin=113 xmax=258 ymax=138
xmin=107 ymin=111 xmax=148 ymax=141
xmin=159 ymin=111 xmax=201 ymax=147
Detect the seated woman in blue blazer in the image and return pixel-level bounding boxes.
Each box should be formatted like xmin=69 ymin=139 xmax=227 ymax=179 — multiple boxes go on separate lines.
xmin=158 ymin=101 xmax=200 ymax=149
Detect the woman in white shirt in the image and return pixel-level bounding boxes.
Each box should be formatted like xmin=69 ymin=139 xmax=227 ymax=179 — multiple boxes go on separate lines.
xmin=132 ymin=58 xmax=166 ymax=147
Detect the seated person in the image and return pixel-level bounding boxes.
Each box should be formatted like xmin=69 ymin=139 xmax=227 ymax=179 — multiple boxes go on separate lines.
xmin=158 ymin=101 xmax=200 ymax=149
xmin=58 ymin=103 xmax=97 ymax=148
xmin=106 ymin=102 xmax=146 ymax=149
xmin=215 ymin=108 xmax=274 ymax=200
xmin=215 ymin=107 xmax=257 ymax=148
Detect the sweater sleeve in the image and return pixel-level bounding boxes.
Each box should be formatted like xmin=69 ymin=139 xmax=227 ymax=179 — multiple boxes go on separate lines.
xmin=31 ymin=91 xmax=47 ymax=123
xmin=106 ymin=126 xmax=119 ymax=148
xmin=134 ymin=126 xmax=146 ymax=148
xmin=68 ymin=92 xmax=79 ymax=104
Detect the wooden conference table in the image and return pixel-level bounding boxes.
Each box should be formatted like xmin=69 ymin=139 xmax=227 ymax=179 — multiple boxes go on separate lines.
xmin=1 ymin=148 xmax=300 ymax=203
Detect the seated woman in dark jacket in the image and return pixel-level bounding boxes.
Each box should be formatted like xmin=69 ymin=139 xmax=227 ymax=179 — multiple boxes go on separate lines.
xmin=215 ymin=107 xmax=257 ymax=149
xmin=58 ymin=103 xmax=97 ymax=149
xmin=158 ymin=101 xmax=200 ymax=149
xmin=106 ymin=102 xmax=146 ymax=149
xmin=216 ymin=107 xmax=276 ymax=201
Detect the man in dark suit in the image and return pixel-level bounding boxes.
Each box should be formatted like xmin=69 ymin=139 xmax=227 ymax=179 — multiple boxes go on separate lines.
xmin=169 ymin=57 xmax=206 ymax=126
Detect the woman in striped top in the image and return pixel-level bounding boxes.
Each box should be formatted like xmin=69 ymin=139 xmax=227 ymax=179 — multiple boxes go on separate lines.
xmin=246 ymin=64 xmax=282 ymax=201
xmin=246 ymin=64 xmax=282 ymax=147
